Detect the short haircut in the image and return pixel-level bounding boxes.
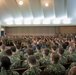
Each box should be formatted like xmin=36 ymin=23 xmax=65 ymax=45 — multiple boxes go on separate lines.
xmin=58 ymin=48 xmax=64 ymax=55
xmin=6 ymin=49 xmax=12 ymax=56
xmin=62 ymin=43 xmax=67 ymax=49
xmin=28 ymin=55 xmax=36 ymax=65
xmin=65 ymin=42 xmax=69 ymax=46
xmin=1 ymin=44 xmax=5 ymax=49
xmin=1 ymin=56 xmax=11 ymax=70
xmin=11 ymin=46 xmax=16 ymax=52
xmin=27 ymin=48 xmax=34 ymax=55
xmin=28 ymin=44 xmax=32 ymax=48
xmin=51 ymin=52 xmax=60 ymax=63
xmin=36 ymin=44 xmax=41 ymax=50
xmin=52 ymin=45 xmax=57 ymax=51
xmin=68 ymin=66 xmax=76 ymax=75
xmin=44 ymin=48 xmax=50 ymax=56
xmin=16 ymin=44 xmax=21 ymax=49
xmin=0 ymin=42 xmax=2 ymax=46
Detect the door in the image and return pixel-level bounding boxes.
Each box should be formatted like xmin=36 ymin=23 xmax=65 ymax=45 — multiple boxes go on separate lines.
xmin=1 ymin=31 xmax=4 ymax=36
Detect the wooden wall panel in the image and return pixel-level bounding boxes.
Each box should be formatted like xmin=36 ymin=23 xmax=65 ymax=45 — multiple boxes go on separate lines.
xmin=60 ymin=26 xmax=76 ymax=34
xmin=5 ymin=26 xmax=60 ymax=36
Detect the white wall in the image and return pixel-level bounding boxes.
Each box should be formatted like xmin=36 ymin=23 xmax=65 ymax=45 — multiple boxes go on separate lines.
xmin=5 ymin=26 xmax=60 ymax=36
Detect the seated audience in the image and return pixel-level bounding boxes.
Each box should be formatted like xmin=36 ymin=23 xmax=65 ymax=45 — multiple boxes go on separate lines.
xmin=39 ymin=48 xmax=51 ymax=66
xmin=22 ymin=48 xmax=34 ymax=68
xmin=67 ymin=47 xmax=76 ymax=62
xmin=34 ymin=44 xmax=42 ymax=60
xmin=0 ymin=56 xmax=19 ymax=75
xmin=44 ymin=52 xmax=66 ymax=75
xmin=58 ymin=48 xmax=67 ymax=64
xmin=22 ymin=55 xmax=41 ymax=75
xmin=6 ymin=49 xmax=20 ymax=68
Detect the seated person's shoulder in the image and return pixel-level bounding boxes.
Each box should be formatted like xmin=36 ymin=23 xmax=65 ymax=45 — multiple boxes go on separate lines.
xmin=70 ymin=62 xmax=76 ymax=67
xmin=12 ymin=71 xmax=19 ymax=75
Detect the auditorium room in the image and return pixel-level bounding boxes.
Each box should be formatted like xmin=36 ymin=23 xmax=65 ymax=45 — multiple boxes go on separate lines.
xmin=0 ymin=0 xmax=76 ymax=75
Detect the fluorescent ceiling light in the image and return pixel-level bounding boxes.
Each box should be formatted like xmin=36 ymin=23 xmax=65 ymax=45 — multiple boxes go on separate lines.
xmin=15 ymin=21 xmax=22 ymax=24
xmin=53 ymin=19 xmax=61 ymax=24
xmin=63 ymin=18 xmax=71 ymax=24
xmin=4 ymin=18 xmax=13 ymax=22
xmin=45 ymin=3 xmax=49 ymax=7
xmin=42 ymin=19 xmax=50 ymax=24
xmin=6 ymin=21 xmax=13 ymax=25
xmin=19 ymin=0 xmax=23 ymax=5
xmin=4 ymin=18 xmax=13 ymax=25
xmin=33 ymin=19 xmax=41 ymax=24
xmin=15 ymin=20 xmax=22 ymax=24
xmin=24 ymin=19 xmax=32 ymax=24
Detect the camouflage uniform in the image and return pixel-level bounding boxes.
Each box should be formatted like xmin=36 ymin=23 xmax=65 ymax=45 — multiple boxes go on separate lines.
xmin=67 ymin=53 xmax=76 ymax=62
xmin=63 ymin=49 xmax=69 ymax=57
xmin=70 ymin=62 xmax=76 ymax=67
xmin=22 ymin=60 xmax=29 ymax=69
xmin=9 ymin=56 xmax=21 ymax=69
xmin=0 ymin=67 xmax=19 ymax=75
xmin=22 ymin=59 xmax=39 ymax=69
xmin=34 ymin=51 xmax=42 ymax=60
xmin=39 ymin=56 xmax=51 ymax=66
xmin=23 ymin=53 xmax=28 ymax=60
xmin=0 ymin=51 xmax=6 ymax=62
xmin=15 ymin=50 xmax=21 ymax=58
xmin=44 ymin=63 xmax=66 ymax=75
xmin=65 ymin=62 xmax=76 ymax=75
xmin=58 ymin=55 xmax=67 ymax=64
xmin=0 ymin=48 xmax=7 ymax=58
xmin=22 ymin=66 xmax=41 ymax=75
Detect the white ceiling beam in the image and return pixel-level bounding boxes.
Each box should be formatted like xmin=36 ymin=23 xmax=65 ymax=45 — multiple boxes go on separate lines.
xmin=54 ymin=0 xmax=66 ymax=18
xmin=67 ymin=0 xmax=76 ymax=18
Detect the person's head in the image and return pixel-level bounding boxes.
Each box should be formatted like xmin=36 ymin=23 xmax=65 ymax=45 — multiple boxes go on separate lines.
xmin=62 ymin=43 xmax=67 ymax=49
xmin=68 ymin=66 xmax=76 ymax=75
xmin=36 ymin=44 xmax=41 ymax=51
xmin=1 ymin=56 xmax=11 ymax=70
xmin=50 ymin=52 xmax=60 ymax=64
xmin=27 ymin=48 xmax=34 ymax=56
xmin=1 ymin=44 xmax=5 ymax=50
xmin=68 ymin=47 xmax=75 ymax=54
xmin=16 ymin=44 xmax=21 ymax=49
xmin=6 ymin=49 xmax=12 ymax=56
xmin=28 ymin=44 xmax=32 ymax=48
xmin=0 ymin=42 xmax=2 ymax=46
xmin=52 ymin=45 xmax=57 ymax=52
xmin=65 ymin=42 xmax=69 ymax=47
xmin=58 ymin=48 xmax=64 ymax=55
xmin=28 ymin=55 xmax=36 ymax=67
xmin=11 ymin=46 xmax=16 ymax=52
xmin=42 ymin=48 xmax=50 ymax=56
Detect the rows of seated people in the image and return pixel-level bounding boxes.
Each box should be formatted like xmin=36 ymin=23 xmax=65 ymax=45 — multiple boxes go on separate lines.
xmin=0 ymin=33 xmax=76 ymax=75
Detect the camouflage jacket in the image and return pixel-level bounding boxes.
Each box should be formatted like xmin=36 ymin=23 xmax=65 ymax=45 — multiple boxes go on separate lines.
xmin=0 ymin=67 xmax=19 ymax=75
xmin=22 ymin=59 xmax=29 ymax=69
xmin=58 ymin=55 xmax=67 ymax=65
xmin=63 ymin=49 xmax=69 ymax=57
xmin=22 ymin=66 xmax=41 ymax=75
xmin=44 ymin=63 xmax=66 ymax=75
xmin=39 ymin=56 xmax=51 ymax=66
xmin=65 ymin=62 xmax=76 ymax=75
xmin=34 ymin=51 xmax=42 ymax=60
xmin=67 ymin=53 xmax=76 ymax=62
xmin=9 ymin=56 xmax=21 ymax=69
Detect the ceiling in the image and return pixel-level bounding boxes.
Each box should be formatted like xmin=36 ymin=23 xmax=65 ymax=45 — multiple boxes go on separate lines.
xmin=0 ymin=0 xmax=76 ymax=26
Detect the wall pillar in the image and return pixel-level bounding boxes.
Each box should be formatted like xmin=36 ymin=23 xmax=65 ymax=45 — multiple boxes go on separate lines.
xmin=0 ymin=25 xmax=1 ymax=36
